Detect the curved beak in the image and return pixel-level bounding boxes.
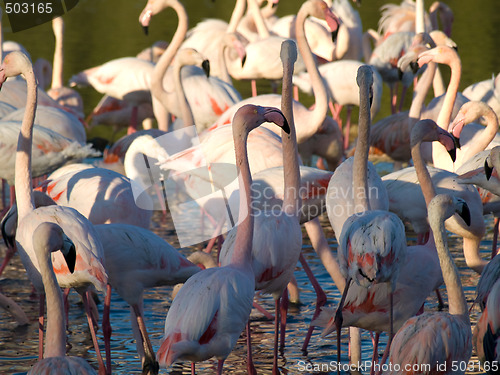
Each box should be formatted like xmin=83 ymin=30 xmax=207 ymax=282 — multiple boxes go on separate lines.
xmin=202 ymin=59 xmax=210 ymax=78
xmin=485 ymin=159 xmax=494 ymax=180
xmin=457 ymin=201 xmax=471 ymax=227
xmin=264 ymin=107 xmax=290 ymax=134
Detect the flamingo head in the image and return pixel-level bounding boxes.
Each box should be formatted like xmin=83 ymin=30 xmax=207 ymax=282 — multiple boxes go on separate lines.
xmin=234 ymin=105 xmax=289 ymax=137
xmin=410 ymin=119 xmax=458 ymax=163
xmin=485 ymin=146 xmax=500 ymax=181
xmin=0 ymin=51 xmax=33 ymax=89
xmin=139 ymin=0 xmax=173 ymax=35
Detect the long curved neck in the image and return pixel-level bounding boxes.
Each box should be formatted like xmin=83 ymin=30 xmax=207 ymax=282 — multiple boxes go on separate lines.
xmin=295 ymin=4 xmax=329 ymax=141
xmin=436 ymin=53 xmax=461 ymax=130
xmin=227 ymin=0 xmax=247 ymax=33
xmin=51 ymin=18 xmax=64 ymax=89
xmin=15 ymin=66 xmax=37 ymax=223
xmin=173 ymin=61 xmax=195 ymax=127
xmin=430 ymin=209 xmax=469 ymax=322
xmin=151 ymin=1 xmax=188 ymax=109
xmin=281 ymin=51 xmax=301 ymax=216
xmin=231 ymin=130 xmax=254 ymax=268
xmin=408 ymin=61 xmax=436 ymax=131
xmin=412 ymin=139 xmax=437 ymax=207
xmin=247 ymin=0 xmax=270 ymax=38
xmin=37 ymin=242 xmax=67 ymax=357
xmin=415 ymin=0 xmax=425 ymax=33
xmin=353 ymin=74 xmax=370 ymax=212
xmin=219 ymin=41 xmax=233 ymax=84
xmin=463 ymin=108 xmax=499 ymax=160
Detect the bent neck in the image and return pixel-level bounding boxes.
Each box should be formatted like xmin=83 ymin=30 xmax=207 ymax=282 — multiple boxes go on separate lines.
xmin=295 ymin=3 xmax=329 ymax=141
xmin=151 ymin=1 xmax=188 ymax=109
xmin=172 ymin=61 xmax=195 ymax=127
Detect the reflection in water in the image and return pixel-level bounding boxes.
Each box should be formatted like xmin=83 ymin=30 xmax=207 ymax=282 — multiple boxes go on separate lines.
xmin=0 ymin=210 xmax=494 ymax=374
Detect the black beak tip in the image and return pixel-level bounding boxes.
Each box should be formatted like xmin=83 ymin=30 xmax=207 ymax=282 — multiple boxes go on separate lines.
xmin=202 ymin=60 xmax=210 ymax=78
xmin=397 ymin=68 xmax=404 ymax=80
xmin=410 ymin=61 xmax=419 ymax=75
xmin=241 ymin=55 xmax=247 ymax=68
xmin=65 ymin=246 xmax=77 ymax=274
xmin=485 ymin=160 xmax=493 ymax=181
xmin=331 ymin=30 xmax=339 ymax=44
xmin=448 ymin=148 xmax=457 ymax=163
xmin=142 ymin=26 xmax=149 ymax=36
xmin=282 ymin=119 xmax=291 ymax=134
xmin=459 ymin=203 xmax=471 ymax=227
xmin=453 ymin=135 xmax=461 ymax=149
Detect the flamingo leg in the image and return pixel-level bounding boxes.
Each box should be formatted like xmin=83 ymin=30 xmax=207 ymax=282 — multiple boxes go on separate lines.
xmin=252 ymin=301 xmax=274 ymax=320
xmin=103 ymin=284 xmax=112 ymax=375
xmin=191 ymin=363 xmax=195 ymax=375
xmin=390 ymin=83 xmax=398 ymax=114
xmin=127 ymin=105 xmax=138 ymax=135
xmin=251 ymin=80 xmax=258 ymax=97
xmin=492 ymin=217 xmax=499 ymax=259
xmin=216 ymin=359 xmax=225 ymax=375
xmin=63 ymin=288 xmax=70 ymax=330
xmin=246 ymin=321 xmax=257 ymax=375
xmin=272 ymin=297 xmax=281 ymax=375
xmin=435 ymin=289 xmax=445 ymax=311
xmin=370 ymin=332 xmax=380 ymax=375
xmin=0 ymin=244 xmax=17 ymax=279
xmin=83 ymin=291 xmax=107 ymax=375
xmin=132 ymin=304 xmax=159 ymax=375
xmin=38 ymin=293 xmax=45 ymax=360
xmin=335 ymin=278 xmax=352 ymax=374
xmin=279 ymin=288 xmax=288 ymax=354
xmin=300 ymin=252 xmax=328 ymax=354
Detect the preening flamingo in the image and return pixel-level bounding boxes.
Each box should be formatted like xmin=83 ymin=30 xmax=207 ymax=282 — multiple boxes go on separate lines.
xmin=155 ymin=104 xmax=289 ymax=374
xmin=94 ymin=223 xmax=201 ymax=374
xmin=1 ymin=51 xmax=108 ymax=374
xmin=219 ymin=39 xmax=302 ymax=375
xmin=27 ymin=222 xmax=98 ymax=375
xmin=384 ymin=194 xmax=472 ymax=375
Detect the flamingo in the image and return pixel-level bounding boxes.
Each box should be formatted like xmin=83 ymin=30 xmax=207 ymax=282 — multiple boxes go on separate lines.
xmin=3 ymin=105 xmax=87 ymax=144
xmin=46 ymin=17 xmax=84 ymax=120
xmin=211 ymin=0 xmax=344 ymax=171
xmin=93 ymin=223 xmax=201 ymax=374
xmin=458 ymin=146 xmax=500 ymax=197
xmin=384 ymin=194 xmax=472 ymax=375
xmin=69 ymin=56 xmax=154 ymax=134
xmin=327 ymin=65 xmax=407 ymax=366
xmin=155 ymin=104 xmax=289 ymax=374
xmin=0 ymin=51 xmax=108 ymax=374
xmin=26 ymin=222 xmax=98 ymax=375
xmin=447 ymin=101 xmax=500 ymax=170
xmin=218 ymin=39 xmax=302 ymax=375
xmin=139 ymin=0 xmax=242 ymax=132
xmin=293 ymin=59 xmax=383 ymax=150
xmin=473 ymin=278 xmax=500 ymax=372
xmin=316 ymin=118 xmax=457 ymax=370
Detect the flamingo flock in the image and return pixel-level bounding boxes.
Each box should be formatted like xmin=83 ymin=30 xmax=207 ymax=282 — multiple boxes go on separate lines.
xmin=0 ymin=0 xmax=499 ymax=375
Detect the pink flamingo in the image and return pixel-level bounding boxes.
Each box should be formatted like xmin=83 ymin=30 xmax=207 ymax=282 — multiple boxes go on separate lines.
xmin=155 ymin=104 xmax=289 ymax=374
xmin=139 ymin=0 xmax=242 ymax=132
xmin=463 ymin=72 xmax=500 ymax=122
xmin=384 ymin=194 xmax=472 ymax=375
xmin=1 ymin=51 xmax=108 ymax=375
xmin=94 ymin=223 xmax=201 ymax=374
xmin=316 ymin=118 xmax=457 ymax=370
xmin=458 ymin=146 xmax=500 ymax=198
xmin=447 ymin=101 xmax=500 ymax=170
xmin=218 ymin=40 xmax=302 ymax=375
xmin=327 ymin=65 xmax=407 ymax=366
xmin=27 ymin=222 xmax=98 ymax=375
xmin=211 ymin=0 xmax=344 ymax=171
